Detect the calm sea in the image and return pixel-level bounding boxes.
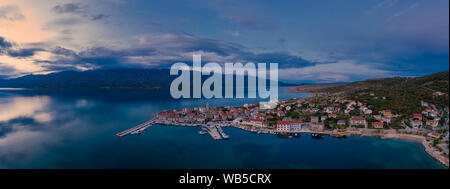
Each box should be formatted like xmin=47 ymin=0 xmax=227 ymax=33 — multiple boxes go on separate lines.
xmin=0 ymin=87 xmax=445 ymax=169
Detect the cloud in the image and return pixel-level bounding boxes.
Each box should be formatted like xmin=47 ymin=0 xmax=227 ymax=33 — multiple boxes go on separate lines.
xmin=52 ymin=3 xmax=83 ymax=14
xmin=0 ymin=36 xmax=43 ymax=58
xmin=51 ymin=3 xmax=109 ymax=21
xmin=43 ymin=17 xmax=84 ymax=29
xmin=0 ymin=5 xmax=25 ymax=21
xmin=7 ymin=48 xmax=44 ymax=58
xmin=278 ymin=60 xmax=393 ymax=83
xmin=0 ymin=37 xmax=13 ymax=52
xmin=17 ymin=32 xmax=315 ymax=73
xmin=123 ymin=33 xmax=315 ymax=69
xmin=51 ymin=46 xmax=77 ymax=57
xmin=91 ymin=14 xmax=109 ymax=21
xmin=37 ymin=45 xmax=156 ymax=71
xmin=0 ymin=0 xmax=446 ymax=81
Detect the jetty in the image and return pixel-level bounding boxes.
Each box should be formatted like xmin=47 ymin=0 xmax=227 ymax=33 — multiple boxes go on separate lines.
xmin=207 ymin=126 xmax=222 ymax=140
xmin=115 ymin=119 xmax=154 ymax=137
xmin=216 ymin=126 xmax=230 ymax=139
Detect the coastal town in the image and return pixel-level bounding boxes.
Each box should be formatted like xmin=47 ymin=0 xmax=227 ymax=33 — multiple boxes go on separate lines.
xmin=144 ymin=90 xmax=450 ymax=167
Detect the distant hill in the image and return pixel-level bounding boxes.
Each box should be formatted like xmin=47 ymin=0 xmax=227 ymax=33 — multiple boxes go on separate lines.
xmin=287 ymin=71 xmax=449 ymax=114
xmin=0 ymin=69 xmax=173 ymax=89
xmin=0 ymin=68 xmax=294 ymax=89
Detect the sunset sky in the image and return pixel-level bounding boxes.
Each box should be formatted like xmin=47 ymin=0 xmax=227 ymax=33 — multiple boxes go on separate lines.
xmin=0 ymin=0 xmax=448 ymax=82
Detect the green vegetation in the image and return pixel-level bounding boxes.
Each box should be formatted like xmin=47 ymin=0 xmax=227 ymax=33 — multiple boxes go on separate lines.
xmin=312 ymin=71 xmax=448 ymax=115
xmin=286 ymin=111 xmax=300 ymax=119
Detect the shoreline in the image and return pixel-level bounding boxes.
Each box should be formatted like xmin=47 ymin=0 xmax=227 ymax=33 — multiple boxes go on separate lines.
xmin=283 ymin=88 xmax=449 ymax=167
xmin=316 ymin=130 xmax=448 ymax=167
xmin=154 ymin=122 xmax=449 ymax=168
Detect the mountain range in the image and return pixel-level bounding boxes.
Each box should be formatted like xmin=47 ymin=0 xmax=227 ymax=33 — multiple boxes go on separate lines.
xmin=0 ymin=68 xmax=294 ymax=89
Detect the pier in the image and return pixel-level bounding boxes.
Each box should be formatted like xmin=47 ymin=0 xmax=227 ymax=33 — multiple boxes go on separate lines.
xmin=115 ymin=119 xmax=154 ymax=137
xmin=216 ymin=126 xmax=230 ymax=139
xmin=207 ymin=126 xmax=222 ymax=140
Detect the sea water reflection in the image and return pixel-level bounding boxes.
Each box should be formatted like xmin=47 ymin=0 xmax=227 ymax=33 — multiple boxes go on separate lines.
xmin=0 ymin=88 xmax=445 ymax=169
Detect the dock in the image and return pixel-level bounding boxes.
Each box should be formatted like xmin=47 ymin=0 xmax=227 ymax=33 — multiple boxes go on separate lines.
xmin=115 ymin=119 xmax=154 ymax=137
xmin=216 ymin=126 xmax=230 ymax=139
xmin=207 ymin=126 xmax=222 ymax=140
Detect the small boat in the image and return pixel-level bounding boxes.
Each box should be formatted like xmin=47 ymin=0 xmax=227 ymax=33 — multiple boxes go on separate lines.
xmin=131 ymin=130 xmax=141 ymax=135
xmin=198 ymin=130 xmax=207 ymax=135
xmin=311 ymin=133 xmax=324 ymax=139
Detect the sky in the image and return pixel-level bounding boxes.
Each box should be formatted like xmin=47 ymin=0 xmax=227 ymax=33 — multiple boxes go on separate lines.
xmin=0 ymin=0 xmax=448 ymax=83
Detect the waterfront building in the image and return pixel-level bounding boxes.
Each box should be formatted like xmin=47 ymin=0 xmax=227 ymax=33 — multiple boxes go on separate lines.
xmin=168 ymin=115 xmax=185 ymax=122
xmin=328 ymin=114 xmax=337 ymax=118
xmin=411 ymin=120 xmax=423 ymax=128
xmin=428 ymin=132 xmax=441 ymax=138
xmin=290 ymin=120 xmax=303 ymax=131
xmin=372 ymin=122 xmax=384 ymax=129
xmin=276 ymin=120 xmax=304 ymax=132
xmin=413 ymin=113 xmax=422 ymax=120
xmin=337 ymin=120 xmax=346 ymax=126
xmin=248 ymin=118 xmax=268 ymax=128
xmin=344 ymin=108 xmax=352 ymax=114
xmin=276 ymin=121 xmax=290 ymax=132
xmin=426 ymin=120 xmax=439 ymax=127
xmin=310 ymin=122 xmax=324 ymax=132
xmin=360 ymin=106 xmax=372 ymax=114
xmin=157 ymin=111 xmax=170 ymax=119
xmin=350 ymin=117 xmax=366 ymax=126
xmin=380 ymin=110 xmax=392 ymax=118
xmin=326 ymin=106 xmax=335 ymax=113
xmin=311 ymin=116 xmax=319 ymax=123
xmin=195 ymin=115 xmax=205 ymax=122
